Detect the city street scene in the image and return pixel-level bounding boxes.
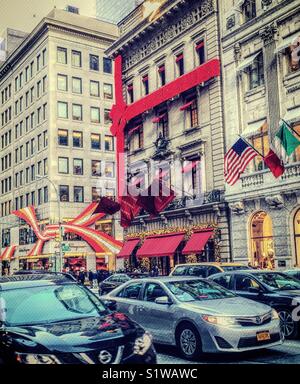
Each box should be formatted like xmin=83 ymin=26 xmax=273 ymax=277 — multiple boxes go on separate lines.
xmin=0 ymin=0 xmax=300 ymax=368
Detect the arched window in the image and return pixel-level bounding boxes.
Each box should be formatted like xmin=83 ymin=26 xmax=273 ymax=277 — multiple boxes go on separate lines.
xmin=250 ymin=211 xmax=274 ymax=269
xmin=294 ymin=209 xmax=300 ymax=266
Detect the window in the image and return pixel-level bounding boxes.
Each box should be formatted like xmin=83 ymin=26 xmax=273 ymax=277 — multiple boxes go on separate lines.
xmin=235 ymin=275 xmax=260 ymax=291
xmin=44 ymin=186 xmax=48 ymax=203
xmin=104 ymin=109 xmax=111 ymax=125
xmin=30 ymin=87 xmax=34 ymax=103
xmin=43 ymin=130 xmax=48 ymax=147
xmin=291 ymin=123 xmax=300 ymax=162
xmin=42 ymin=48 xmax=47 ymax=66
xmin=142 ymin=74 xmax=149 ymax=95
xmin=44 ymin=158 xmax=48 ymax=175
xmin=92 ymin=187 xmax=101 ymax=202
xmin=30 ymin=138 xmax=35 ymax=155
xmin=42 ymin=76 xmax=47 ymax=93
xmin=37 ymin=54 xmax=41 ymax=71
xmin=103 ymin=83 xmax=113 ymax=100
xmin=104 ymin=161 xmax=114 ymax=178
xmin=196 ymin=41 xmax=205 ymax=65
xmin=31 ymin=191 xmax=35 ymax=205
xmin=72 ymin=77 xmax=82 ymax=94
xmin=103 ymin=57 xmax=112 ymax=73
xmin=57 ymin=74 xmax=68 ymax=91
xmin=183 ymin=98 xmax=199 ymax=129
xmin=31 ymin=164 xmax=35 ymax=181
xmin=38 ymin=189 xmax=42 ymax=205
xmin=127 ymin=83 xmax=134 ymax=103
xmin=90 ymin=80 xmax=100 ymax=97
xmin=128 ymin=124 xmax=143 ymax=153
xmin=37 ymin=81 xmax=41 ymax=98
xmin=118 ymin=282 xmax=143 ymax=299
xmin=212 ymin=275 xmax=232 ymax=290
xmin=157 ymin=111 xmax=169 ymax=138
xmin=57 ymin=47 xmax=67 ymax=64
xmin=58 ymin=101 xmax=68 ymax=118
xmin=143 ymin=283 xmax=167 ymax=302
xmin=43 ymin=103 xmax=47 ymax=120
xmin=91 ymin=133 xmax=101 ymax=150
xmin=30 ymin=61 xmax=34 ymax=77
xmin=58 ymin=157 xmax=69 ymax=174
xmin=73 ymin=131 xmax=83 ymax=148
xmin=30 ymin=112 xmax=35 ymax=129
xmin=242 ymin=0 xmax=256 ymax=23
xmin=90 ymin=107 xmax=100 ymax=123
xmin=74 ymin=186 xmax=84 ymax=202
xmin=72 ymin=104 xmax=82 ymax=121
xmin=90 ymin=54 xmax=99 ymax=71
xmin=248 ymin=122 xmax=269 ymax=172
xmin=71 ymin=50 xmax=82 ymax=67
xmin=104 ymin=135 xmax=114 ymax=152
xmin=248 ymin=52 xmax=264 ymax=89
xmin=58 ymin=129 xmax=68 ymax=146
xmin=73 ymin=158 xmax=83 ymax=175
xmin=91 ymin=160 xmax=101 ymax=176
xmin=158 ymin=64 xmax=166 ymax=86
xmin=59 ymin=185 xmax=69 ymax=202
xmin=176 ymin=53 xmax=184 ymax=76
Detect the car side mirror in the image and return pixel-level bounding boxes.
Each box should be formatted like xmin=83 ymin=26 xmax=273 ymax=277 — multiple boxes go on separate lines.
xmin=248 ymin=287 xmax=263 ymax=294
xmin=104 ymin=300 xmax=117 ymax=311
xmin=154 ymin=296 xmax=171 ymax=305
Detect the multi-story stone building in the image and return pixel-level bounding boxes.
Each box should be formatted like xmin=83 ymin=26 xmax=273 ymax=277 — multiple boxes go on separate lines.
xmin=220 ymin=0 xmax=300 ymax=269
xmin=0 ymin=8 xmax=122 ymax=273
xmin=107 ymin=0 xmax=230 ymax=275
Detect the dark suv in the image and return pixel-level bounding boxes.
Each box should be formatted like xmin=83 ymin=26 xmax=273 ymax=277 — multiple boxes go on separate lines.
xmin=210 ymin=270 xmax=300 ymax=339
xmin=0 ymin=274 xmax=156 ymax=364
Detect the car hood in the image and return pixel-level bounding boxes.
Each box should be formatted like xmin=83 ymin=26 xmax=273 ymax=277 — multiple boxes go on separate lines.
xmin=180 ymin=296 xmax=271 ymax=317
xmin=5 ymin=313 xmax=141 ymax=354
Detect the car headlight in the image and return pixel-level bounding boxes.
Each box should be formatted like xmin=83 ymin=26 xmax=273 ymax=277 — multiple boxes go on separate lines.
xmin=133 ymin=332 xmax=153 ymax=356
xmin=202 ymin=314 xmax=236 ymax=326
xmin=15 ymin=353 xmax=61 ymax=364
xmin=272 ymin=309 xmax=279 ymax=320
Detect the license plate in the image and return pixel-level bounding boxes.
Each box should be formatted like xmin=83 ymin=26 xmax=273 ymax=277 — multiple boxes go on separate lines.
xmin=257 ymin=331 xmax=271 ymax=341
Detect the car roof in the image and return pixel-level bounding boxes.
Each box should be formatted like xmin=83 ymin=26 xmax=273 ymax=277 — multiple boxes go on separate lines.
xmin=0 ymin=274 xmax=77 ymax=291
xmin=119 ymin=276 xmax=206 ymax=284
xmin=173 ymin=262 xmax=248 ymax=267
xmin=210 ymin=270 xmax=284 ymax=277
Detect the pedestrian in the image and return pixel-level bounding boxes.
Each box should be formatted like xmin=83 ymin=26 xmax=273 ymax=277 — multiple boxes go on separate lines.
xmin=79 ymin=268 xmax=86 ymax=285
xmin=88 ymin=270 xmax=94 ymax=287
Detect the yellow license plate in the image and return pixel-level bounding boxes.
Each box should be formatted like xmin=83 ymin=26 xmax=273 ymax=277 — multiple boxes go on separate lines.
xmin=257 ymin=332 xmax=271 ymax=341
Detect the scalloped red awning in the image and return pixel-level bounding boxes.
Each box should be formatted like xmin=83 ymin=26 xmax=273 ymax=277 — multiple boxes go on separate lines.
xmin=180 ymin=101 xmax=194 ymax=111
xmin=152 ymin=114 xmax=166 ymax=123
xmin=117 ymin=238 xmax=140 ymax=259
xmin=136 ymin=233 xmax=185 ymax=258
xmin=182 ymin=229 xmax=213 ymax=255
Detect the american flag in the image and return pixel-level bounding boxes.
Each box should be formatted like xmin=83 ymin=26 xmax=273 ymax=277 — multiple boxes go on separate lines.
xmin=224 ymin=138 xmax=257 ymax=185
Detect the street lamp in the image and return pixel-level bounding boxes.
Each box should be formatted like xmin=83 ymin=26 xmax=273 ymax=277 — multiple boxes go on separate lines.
xmin=36 ymin=175 xmax=63 ymax=272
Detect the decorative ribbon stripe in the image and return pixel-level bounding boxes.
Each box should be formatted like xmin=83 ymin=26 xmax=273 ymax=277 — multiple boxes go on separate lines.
xmin=1 ymin=246 xmax=17 ymax=261
xmin=13 ymin=206 xmax=51 ymax=241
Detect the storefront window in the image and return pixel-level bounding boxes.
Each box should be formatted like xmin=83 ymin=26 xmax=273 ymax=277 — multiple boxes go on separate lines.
xmin=250 ymin=211 xmax=274 ymax=269
xmin=294 ymin=209 xmax=300 ymax=266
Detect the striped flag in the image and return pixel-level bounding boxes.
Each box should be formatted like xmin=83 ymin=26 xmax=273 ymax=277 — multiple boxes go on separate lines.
xmin=224 ymin=138 xmax=258 ymax=185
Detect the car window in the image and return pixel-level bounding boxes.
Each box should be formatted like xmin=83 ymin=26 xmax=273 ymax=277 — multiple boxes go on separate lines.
xmin=119 ymin=275 xmax=130 ymax=283
xmin=207 ymin=266 xmax=221 ymax=276
xmin=143 ymin=283 xmax=166 ymax=302
xmin=106 ymin=275 xmax=118 ymax=282
xmin=255 ymin=273 xmax=300 ymax=291
xmin=222 ymin=265 xmax=250 ymax=271
xmin=212 ymin=275 xmax=232 ymax=289
xmin=172 ymin=266 xmax=187 ymax=276
xmin=117 ymin=282 xmax=143 ymax=299
xmin=235 ymin=275 xmax=260 ymax=291
xmin=187 ymin=266 xmax=208 ymax=278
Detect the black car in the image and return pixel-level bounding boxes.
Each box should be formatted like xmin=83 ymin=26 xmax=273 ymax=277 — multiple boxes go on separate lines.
xmin=284 ymin=269 xmax=300 ymax=281
xmin=209 ymin=270 xmax=300 ymax=339
xmin=0 ymin=274 xmax=156 ymax=364
xmin=99 ymin=273 xmax=147 ymax=296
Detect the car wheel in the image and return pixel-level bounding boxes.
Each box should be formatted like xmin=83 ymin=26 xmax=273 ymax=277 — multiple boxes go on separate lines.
xmin=278 ymin=310 xmax=298 ymax=339
xmin=176 ymin=323 xmax=202 ymax=360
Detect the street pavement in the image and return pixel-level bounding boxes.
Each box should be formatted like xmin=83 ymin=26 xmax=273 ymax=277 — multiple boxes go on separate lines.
xmin=156 ymin=340 xmax=300 ymax=364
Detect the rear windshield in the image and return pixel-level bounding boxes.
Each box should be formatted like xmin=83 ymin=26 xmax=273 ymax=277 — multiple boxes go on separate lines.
xmin=222 ymin=266 xmax=251 ymax=271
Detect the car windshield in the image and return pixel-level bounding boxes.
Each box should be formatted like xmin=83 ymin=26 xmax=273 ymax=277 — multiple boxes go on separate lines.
xmin=166 ymin=280 xmax=235 ymax=302
xmin=0 ymin=284 xmax=107 ymax=326
xmin=255 ymin=273 xmax=300 ymax=291
xmin=222 ymin=266 xmax=250 ymax=271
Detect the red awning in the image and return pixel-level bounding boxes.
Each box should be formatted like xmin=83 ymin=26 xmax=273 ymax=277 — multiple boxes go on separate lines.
xmin=152 ymin=113 xmax=166 ymax=123
xmin=128 ymin=125 xmax=142 ymax=136
xmin=176 ymin=54 xmax=184 ymax=62
xmin=117 ymin=238 xmax=140 ymax=259
xmin=180 ymin=100 xmax=194 ymax=111
xmin=182 ymin=229 xmax=214 ymax=255
xmin=196 ymin=41 xmax=205 ymax=50
xmin=136 ymin=233 xmax=185 ymax=258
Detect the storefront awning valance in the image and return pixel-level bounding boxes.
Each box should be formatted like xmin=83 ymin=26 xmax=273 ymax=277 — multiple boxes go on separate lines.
xmin=117 ymin=239 xmax=140 ymax=259
xmin=237 ymin=52 xmax=260 ymax=72
xmin=136 ymin=233 xmax=185 ymax=258
xmin=182 ymin=229 xmax=214 ymax=255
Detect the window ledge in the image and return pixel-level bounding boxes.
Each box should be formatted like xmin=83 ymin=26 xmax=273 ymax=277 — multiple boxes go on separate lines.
xmin=284 ymin=70 xmax=300 ymax=83
xmin=244 ymin=85 xmax=265 ymax=100
xmin=184 ymin=125 xmax=201 ymax=135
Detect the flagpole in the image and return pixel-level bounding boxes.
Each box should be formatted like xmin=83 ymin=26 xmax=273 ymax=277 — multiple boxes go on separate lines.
xmin=238 ymin=135 xmax=264 ymax=157
xmin=281 ymin=118 xmax=300 ymax=139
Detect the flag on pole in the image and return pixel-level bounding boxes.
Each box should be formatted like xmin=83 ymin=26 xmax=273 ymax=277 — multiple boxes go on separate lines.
xmin=224 ymin=138 xmax=258 ymax=185
xmin=263 ymin=149 xmax=285 ymax=178
xmin=274 ymin=120 xmax=300 ymax=160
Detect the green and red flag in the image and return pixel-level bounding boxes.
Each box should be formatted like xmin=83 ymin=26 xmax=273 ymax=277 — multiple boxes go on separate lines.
xmin=274 ymin=120 xmax=300 ymax=161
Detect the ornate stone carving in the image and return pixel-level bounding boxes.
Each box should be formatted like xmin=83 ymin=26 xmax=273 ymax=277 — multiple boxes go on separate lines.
xmin=265 ymin=194 xmax=284 ymax=209
xmin=123 ymin=0 xmax=214 ymax=71
xmin=233 ymin=42 xmax=241 ymax=61
xmin=229 ymin=201 xmax=245 ymax=215
xmin=226 ymin=14 xmax=236 ymax=30
xmin=259 ymin=22 xmax=278 ymax=46
xmin=261 ymin=0 xmax=272 ymax=9
xmin=152 ymin=132 xmax=172 ymax=160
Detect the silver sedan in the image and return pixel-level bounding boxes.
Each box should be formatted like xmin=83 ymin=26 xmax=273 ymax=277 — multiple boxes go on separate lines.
xmin=102 ymin=276 xmax=283 ymax=360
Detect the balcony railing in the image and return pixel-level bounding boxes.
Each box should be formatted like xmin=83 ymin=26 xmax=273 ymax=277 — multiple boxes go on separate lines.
xmin=281 ymin=163 xmax=300 ymax=180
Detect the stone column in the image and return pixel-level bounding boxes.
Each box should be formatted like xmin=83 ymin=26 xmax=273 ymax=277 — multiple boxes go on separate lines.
xmin=259 ymin=23 xmax=280 ymax=139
